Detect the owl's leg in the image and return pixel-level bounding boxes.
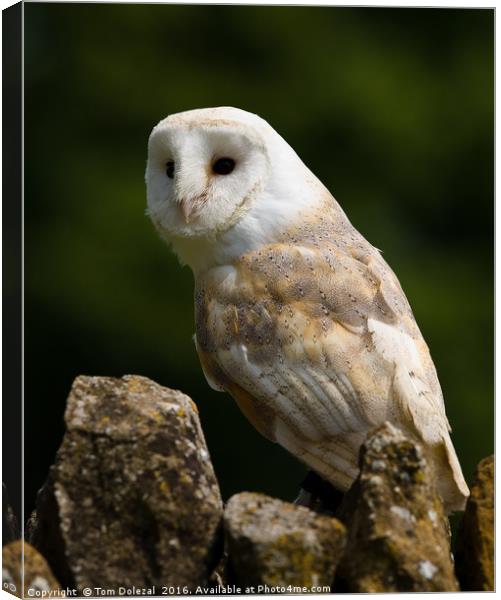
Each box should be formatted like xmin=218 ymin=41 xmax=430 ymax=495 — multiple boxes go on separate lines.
xmin=294 ymin=470 xmax=345 ymax=516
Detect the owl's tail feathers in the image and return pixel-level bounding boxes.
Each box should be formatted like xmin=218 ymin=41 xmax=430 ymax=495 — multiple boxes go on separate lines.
xmin=298 ymin=431 xmax=469 ymax=514
xmin=432 ymin=435 xmax=470 ymax=514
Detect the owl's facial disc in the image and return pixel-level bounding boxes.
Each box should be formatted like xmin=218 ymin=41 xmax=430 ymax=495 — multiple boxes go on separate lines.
xmin=163 ymin=156 xmax=237 ymax=223
xmin=146 ymin=118 xmax=268 ymax=239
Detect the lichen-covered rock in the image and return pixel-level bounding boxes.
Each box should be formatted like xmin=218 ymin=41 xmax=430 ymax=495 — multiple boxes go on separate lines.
xmin=455 ymin=454 xmax=494 ymax=591
xmin=224 ymin=492 xmax=346 ymax=590
xmin=2 ymin=540 xmax=61 ymax=598
xmin=336 ymin=422 xmax=459 ymax=592
xmin=28 ymin=375 xmax=223 ymax=592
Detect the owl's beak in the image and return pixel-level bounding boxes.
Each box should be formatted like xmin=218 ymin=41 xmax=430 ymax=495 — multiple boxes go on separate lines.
xmin=178 ymin=194 xmax=207 ymax=224
xmin=179 ymin=198 xmax=196 ymax=223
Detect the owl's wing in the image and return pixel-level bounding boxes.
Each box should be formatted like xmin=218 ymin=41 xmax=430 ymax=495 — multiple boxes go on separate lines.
xmin=361 ymin=249 xmax=470 ymax=508
xmin=351 ymin=243 xmax=452 ymax=434
xmin=336 ymin=243 xmax=469 ymax=508
xmin=195 ymin=240 xmax=468 ymax=508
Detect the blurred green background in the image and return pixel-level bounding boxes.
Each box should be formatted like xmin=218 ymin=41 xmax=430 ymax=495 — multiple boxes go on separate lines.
xmin=24 ymin=5 xmax=493 ymax=514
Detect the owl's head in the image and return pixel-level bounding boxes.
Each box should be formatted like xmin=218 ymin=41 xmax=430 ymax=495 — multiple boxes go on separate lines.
xmin=149 ymin=106 xmax=325 ymax=225
xmin=146 ymin=107 xmax=272 ymax=237
xmin=146 ymin=107 xmax=332 ymax=270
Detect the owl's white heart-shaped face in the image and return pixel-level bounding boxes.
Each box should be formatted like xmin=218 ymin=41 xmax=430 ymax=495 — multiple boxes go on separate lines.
xmin=146 ymin=107 xmax=271 ymax=239
xmin=146 ymin=107 xmax=331 ymax=271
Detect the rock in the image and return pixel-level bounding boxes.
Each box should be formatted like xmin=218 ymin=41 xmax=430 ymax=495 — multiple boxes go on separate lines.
xmin=455 ymin=455 xmax=494 ymax=591
xmin=2 ymin=483 xmax=19 ymax=544
xmin=27 ymin=477 xmax=75 ymax=588
xmin=2 ymin=540 xmax=61 ymax=598
xmin=224 ymin=491 xmax=346 ymax=591
xmin=29 ymin=375 xmax=223 ymax=592
xmin=336 ymin=422 xmax=459 ymax=592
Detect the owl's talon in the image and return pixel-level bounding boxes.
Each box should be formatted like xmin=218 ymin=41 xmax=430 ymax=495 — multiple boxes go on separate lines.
xmin=295 ymin=470 xmax=345 ymax=516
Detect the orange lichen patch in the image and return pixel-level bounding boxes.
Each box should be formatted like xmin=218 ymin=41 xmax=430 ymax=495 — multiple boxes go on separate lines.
xmin=151 ymin=410 xmax=165 ymax=424
xmin=180 ymin=472 xmax=193 ymax=485
xmin=126 ymin=377 xmax=148 ymax=394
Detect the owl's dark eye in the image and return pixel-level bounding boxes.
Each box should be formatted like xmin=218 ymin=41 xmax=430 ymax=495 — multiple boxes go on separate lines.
xmin=166 ymin=160 xmax=175 ymax=179
xmin=212 ymin=157 xmax=235 ymax=175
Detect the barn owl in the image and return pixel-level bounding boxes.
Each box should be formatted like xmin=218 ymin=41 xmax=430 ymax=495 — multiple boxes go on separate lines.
xmin=145 ymin=106 xmax=469 ymax=513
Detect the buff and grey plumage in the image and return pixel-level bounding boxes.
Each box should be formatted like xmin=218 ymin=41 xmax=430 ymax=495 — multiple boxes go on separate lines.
xmin=145 ymin=106 xmax=469 ymax=513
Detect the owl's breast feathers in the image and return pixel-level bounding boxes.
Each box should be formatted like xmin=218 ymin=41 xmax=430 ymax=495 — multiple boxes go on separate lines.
xmin=194 ymin=219 xmax=469 ymax=512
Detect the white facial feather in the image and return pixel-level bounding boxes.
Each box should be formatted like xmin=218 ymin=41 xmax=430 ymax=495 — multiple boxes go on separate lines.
xmin=145 ymin=106 xmax=469 ymax=513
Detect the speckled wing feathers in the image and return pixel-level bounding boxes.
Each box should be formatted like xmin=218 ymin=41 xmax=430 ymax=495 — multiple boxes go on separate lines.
xmin=195 ymin=214 xmax=468 ymax=511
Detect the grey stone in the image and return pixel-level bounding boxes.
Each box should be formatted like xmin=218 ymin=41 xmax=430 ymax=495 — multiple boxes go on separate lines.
xmin=224 ymin=491 xmax=346 ymax=590
xmin=336 ymin=422 xmax=459 ymax=592
xmin=29 ymin=375 xmax=223 ymax=592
